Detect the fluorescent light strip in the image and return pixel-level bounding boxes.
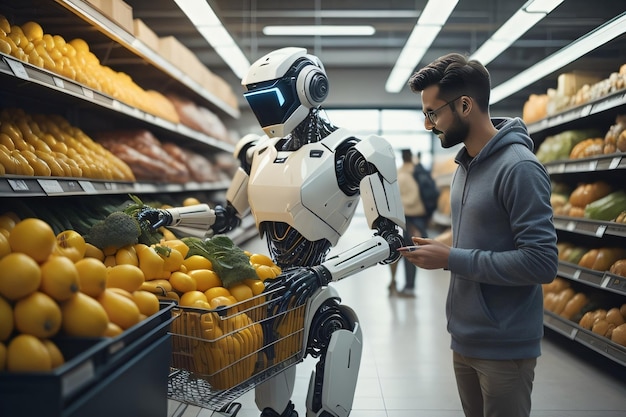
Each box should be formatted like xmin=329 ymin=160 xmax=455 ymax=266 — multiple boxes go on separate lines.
xmin=174 ymin=0 xmax=250 ymax=79
xmin=385 ymin=0 xmax=459 ymax=93
xmin=470 ymin=0 xmax=564 ymax=66
xmin=263 ymin=25 xmax=376 ymax=36
xmin=490 ymin=12 xmax=626 ymax=104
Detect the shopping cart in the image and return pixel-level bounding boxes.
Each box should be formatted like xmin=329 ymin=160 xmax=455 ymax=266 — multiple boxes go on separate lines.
xmin=168 ymin=285 xmax=308 ymax=416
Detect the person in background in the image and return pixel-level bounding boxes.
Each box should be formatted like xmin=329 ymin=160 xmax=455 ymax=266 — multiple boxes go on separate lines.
xmin=388 ymin=148 xmax=426 ymax=297
xmin=400 ymin=52 xmax=558 ymax=417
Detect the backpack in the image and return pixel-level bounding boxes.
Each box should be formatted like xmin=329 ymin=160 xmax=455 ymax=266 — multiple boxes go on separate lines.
xmin=412 ymin=164 xmax=439 ymax=217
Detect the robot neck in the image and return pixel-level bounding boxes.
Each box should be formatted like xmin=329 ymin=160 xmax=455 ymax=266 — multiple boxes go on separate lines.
xmin=281 ymin=108 xmax=338 ymax=151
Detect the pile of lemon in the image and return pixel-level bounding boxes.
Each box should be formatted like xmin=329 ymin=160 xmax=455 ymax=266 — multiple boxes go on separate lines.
xmin=0 ymin=15 xmax=178 ymax=123
xmin=0 ymin=214 xmax=162 ymax=372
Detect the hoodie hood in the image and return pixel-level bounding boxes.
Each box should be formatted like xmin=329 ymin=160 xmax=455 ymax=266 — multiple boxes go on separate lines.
xmin=456 ymin=117 xmax=534 ymax=166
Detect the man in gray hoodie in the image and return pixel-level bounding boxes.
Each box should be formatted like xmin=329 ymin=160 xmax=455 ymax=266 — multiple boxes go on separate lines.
xmin=401 ymin=53 xmax=558 ymax=417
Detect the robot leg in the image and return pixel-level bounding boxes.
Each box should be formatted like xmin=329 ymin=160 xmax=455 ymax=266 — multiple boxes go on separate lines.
xmin=255 ymin=365 xmax=298 ymax=417
xmin=305 ymin=304 xmax=363 ymax=417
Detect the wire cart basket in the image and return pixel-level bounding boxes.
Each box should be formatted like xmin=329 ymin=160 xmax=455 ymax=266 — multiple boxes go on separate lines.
xmin=168 ymin=285 xmax=308 ymax=412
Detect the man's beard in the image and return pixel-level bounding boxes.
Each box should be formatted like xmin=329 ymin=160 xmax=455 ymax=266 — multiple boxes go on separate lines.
xmin=433 ymin=113 xmax=469 ymax=149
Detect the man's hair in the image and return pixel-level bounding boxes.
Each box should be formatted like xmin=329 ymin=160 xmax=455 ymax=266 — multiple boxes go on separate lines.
xmin=408 ymin=53 xmax=491 ymax=112
xmin=401 ymin=149 xmax=413 ymax=163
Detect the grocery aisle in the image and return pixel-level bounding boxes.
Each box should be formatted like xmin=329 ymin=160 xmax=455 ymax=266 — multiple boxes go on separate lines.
xmin=168 ymin=210 xmax=626 ymax=417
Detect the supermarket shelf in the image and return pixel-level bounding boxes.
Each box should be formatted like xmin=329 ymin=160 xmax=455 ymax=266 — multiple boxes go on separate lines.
xmin=553 ymin=216 xmax=626 ymax=239
xmin=0 ymin=53 xmax=234 ymax=154
xmin=557 ymin=261 xmax=626 ymax=296
xmin=527 ymin=88 xmax=626 ymax=138
xmin=54 ymin=0 xmax=240 ymax=119
xmin=543 ymin=310 xmax=626 ymax=367
xmin=545 ymin=153 xmax=626 ymax=175
xmin=0 ymin=176 xmax=230 ymax=197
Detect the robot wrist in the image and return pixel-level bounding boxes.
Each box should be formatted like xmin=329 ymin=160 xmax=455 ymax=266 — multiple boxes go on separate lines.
xmin=311 ymin=265 xmax=332 ymax=286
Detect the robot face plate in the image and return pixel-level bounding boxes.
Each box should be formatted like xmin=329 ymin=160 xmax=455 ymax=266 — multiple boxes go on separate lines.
xmin=244 ymin=77 xmax=300 ymax=134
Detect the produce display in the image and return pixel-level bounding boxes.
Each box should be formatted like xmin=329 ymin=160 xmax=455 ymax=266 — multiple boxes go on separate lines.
xmin=543 ymin=277 xmax=626 ymax=347
xmin=0 ymin=15 xmax=178 ymax=123
xmin=550 ymin=180 xmax=626 ymax=221
xmin=557 ymin=242 xmax=626 ymax=277
xmin=0 ymin=197 xmax=286 ymax=382
xmin=0 ymin=107 xmax=135 ymax=180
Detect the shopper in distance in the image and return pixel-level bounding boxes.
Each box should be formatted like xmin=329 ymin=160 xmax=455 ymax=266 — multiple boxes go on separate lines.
xmin=139 ymin=47 xmax=406 ymax=417
xmin=400 ymin=53 xmax=558 ymax=417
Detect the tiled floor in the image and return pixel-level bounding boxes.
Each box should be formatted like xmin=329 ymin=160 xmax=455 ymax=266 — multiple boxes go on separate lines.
xmin=168 ymin=211 xmax=626 ymax=417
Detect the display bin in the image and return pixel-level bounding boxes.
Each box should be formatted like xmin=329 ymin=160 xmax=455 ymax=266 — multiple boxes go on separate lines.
xmin=0 ymin=302 xmax=176 ymax=417
xmin=168 ymin=285 xmax=307 ymax=411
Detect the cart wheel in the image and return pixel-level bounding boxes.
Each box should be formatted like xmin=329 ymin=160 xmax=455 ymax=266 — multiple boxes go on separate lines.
xmin=214 ymin=402 xmax=242 ymax=417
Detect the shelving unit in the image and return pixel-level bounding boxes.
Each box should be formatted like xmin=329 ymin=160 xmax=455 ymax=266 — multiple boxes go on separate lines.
xmin=529 ymin=88 xmax=626 ymax=367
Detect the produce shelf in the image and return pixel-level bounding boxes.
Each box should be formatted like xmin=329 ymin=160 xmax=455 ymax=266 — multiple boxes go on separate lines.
xmin=0 ymin=53 xmax=234 ymax=154
xmin=544 ymin=310 xmax=626 ymax=367
xmin=545 ymin=153 xmax=626 ymax=176
xmin=553 ymin=216 xmax=626 ymax=239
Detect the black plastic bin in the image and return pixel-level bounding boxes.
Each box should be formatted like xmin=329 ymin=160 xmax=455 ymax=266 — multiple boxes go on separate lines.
xmin=0 ymin=302 xmax=175 ymax=417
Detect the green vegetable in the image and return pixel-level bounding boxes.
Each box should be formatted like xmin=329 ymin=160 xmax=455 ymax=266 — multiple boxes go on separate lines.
xmin=182 ymin=235 xmax=257 ymax=288
xmin=85 ymin=211 xmax=141 ymax=250
xmin=584 ymin=190 xmax=626 ymax=221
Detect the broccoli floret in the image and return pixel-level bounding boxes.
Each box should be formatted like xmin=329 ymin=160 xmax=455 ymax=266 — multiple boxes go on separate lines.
xmin=85 ymin=211 xmax=141 ymax=250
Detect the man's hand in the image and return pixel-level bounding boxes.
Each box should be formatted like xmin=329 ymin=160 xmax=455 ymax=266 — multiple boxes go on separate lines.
xmin=399 ymin=237 xmax=450 ymax=270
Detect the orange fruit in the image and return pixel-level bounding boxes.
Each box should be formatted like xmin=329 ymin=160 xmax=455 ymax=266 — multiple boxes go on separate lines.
xmin=179 ymin=290 xmax=208 ymax=307
xmin=98 ymin=288 xmax=141 ymax=330
xmin=204 ymin=286 xmax=231 ymax=302
xmin=103 ymin=321 xmax=123 ymax=337
xmin=244 ymin=279 xmax=265 ymax=296
xmin=54 ymin=230 xmax=86 ymax=262
xmin=69 ymin=38 xmax=89 ymax=54
xmin=131 ymin=290 xmax=160 ymax=316
xmin=42 ymin=339 xmax=65 ymax=368
xmin=188 ymin=269 xmax=221 ymax=292
xmin=161 ymin=239 xmax=189 ymax=258
xmin=0 ymin=252 xmax=41 ymax=300
xmin=7 ymin=334 xmax=52 ymax=371
xmin=0 ymin=214 xmax=16 ymax=232
xmin=8 ymin=218 xmax=57 ymax=263
xmin=74 ymin=257 xmax=107 ymax=298
xmin=84 ymin=243 xmax=104 ymax=262
xmin=183 ymin=197 xmax=201 ymax=206
xmin=106 ymin=264 xmax=145 ymax=293
xmin=209 ymin=295 xmax=235 ymax=310
xmin=0 ymin=296 xmax=13 ymax=341
xmin=169 ymin=271 xmax=196 ymax=293
xmin=254 ymin=264 xmax=277 ymax=281
xmin=39 ymin=255 xmax=80 ymax=302
xmin=0 ymin=229 xmax=10 ymax=259
xmin=14 ymin=291 xmax=62 ymax=338
xmin=229 ymin=283 xmax=253 ymax=302
xmin=21 ymin=21 xmax=44 ymax=42
xmin=61 ymin=292 xmax=109 ymax=337
xmin=182 ymin=255 xmax=212 ymax=271
xmin=0 ymin=342 xmax=5 ymax=371
xmin=114 ymin=245 xmax=138 ymax=266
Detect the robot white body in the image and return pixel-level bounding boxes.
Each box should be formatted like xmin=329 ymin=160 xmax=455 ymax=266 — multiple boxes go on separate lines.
xmin=149 ymin=47 xmax=406 ymax=417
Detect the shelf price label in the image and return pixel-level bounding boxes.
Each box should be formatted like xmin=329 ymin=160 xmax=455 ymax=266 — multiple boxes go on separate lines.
xmin=37 ymin=179 xmax=64 ymax=194
xmin=7 ymin=179 xmax=30 ymax=192
xmin=6 ymin=58 xmax=29 ymax=80
xmin=78 ymin=180 xmax=97 ymax=194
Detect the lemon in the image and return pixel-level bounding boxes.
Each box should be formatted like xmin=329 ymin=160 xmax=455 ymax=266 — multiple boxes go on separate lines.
xmin=14 ymin=291 xmax=62 ymax=338
xmin=9 ymin=218 xmax=57 ymax=263
xmin=7 ymin=334 xmax=52 ymax=371
xmin=0 ymin=252 xmax=41 ymax=300
xmin=40 ymin=255 xmax=80 ymax=302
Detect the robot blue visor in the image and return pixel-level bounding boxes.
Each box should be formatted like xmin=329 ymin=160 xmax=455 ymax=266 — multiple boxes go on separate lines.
xmin=243 ymin=77 xmax=299 ymax=128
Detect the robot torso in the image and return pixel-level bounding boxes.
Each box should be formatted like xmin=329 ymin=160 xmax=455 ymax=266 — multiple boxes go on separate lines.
xmin=247 ymin=128 xmax=360 ymax=246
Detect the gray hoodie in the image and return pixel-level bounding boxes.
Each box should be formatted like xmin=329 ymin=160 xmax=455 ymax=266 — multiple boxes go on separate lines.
xmin=447 ymin=117 xmax=558 ymax=360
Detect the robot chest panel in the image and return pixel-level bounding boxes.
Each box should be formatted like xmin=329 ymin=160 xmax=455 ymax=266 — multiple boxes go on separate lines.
xmin=248 ymin=145 xmax=359 ymax=243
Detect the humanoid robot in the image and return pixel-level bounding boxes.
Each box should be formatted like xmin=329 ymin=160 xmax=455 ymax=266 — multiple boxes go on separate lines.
xmin=140 ymin=47 xmax=405 ymax=417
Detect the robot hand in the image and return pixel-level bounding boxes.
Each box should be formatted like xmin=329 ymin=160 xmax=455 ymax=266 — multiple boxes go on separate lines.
xmin=264 ymin=265 xmax=332 ymax=313
xmin=211 ymin=204 xmax=242 ymax=234
xmin=136 ymin=207 xmax=172 ymax=230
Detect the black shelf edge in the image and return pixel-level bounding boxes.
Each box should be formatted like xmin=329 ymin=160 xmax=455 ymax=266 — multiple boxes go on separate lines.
xmin=553 ymin=216 xmax=626 ymax=239
xmin=0 ymin=176 xmax=230 ymax=197
xmin=557 ymin=260 xmax=626 ymax=296
xmin=544 ymin=311 xmax=626 ymax=367
xmin=545 ymin=153 xmax=626 ymax=175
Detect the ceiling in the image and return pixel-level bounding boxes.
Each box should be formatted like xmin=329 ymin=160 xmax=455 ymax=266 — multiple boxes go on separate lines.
xmin=125 ymin=0 xmax=626 ymax=116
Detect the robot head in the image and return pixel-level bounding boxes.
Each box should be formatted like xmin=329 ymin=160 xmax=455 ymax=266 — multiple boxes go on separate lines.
xmin=242 ymin=47 xmax=329 ymax=137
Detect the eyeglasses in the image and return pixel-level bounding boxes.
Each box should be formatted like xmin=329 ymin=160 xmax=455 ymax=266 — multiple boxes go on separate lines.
xmin=424 ymin=96 xmax=462 ymax=125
